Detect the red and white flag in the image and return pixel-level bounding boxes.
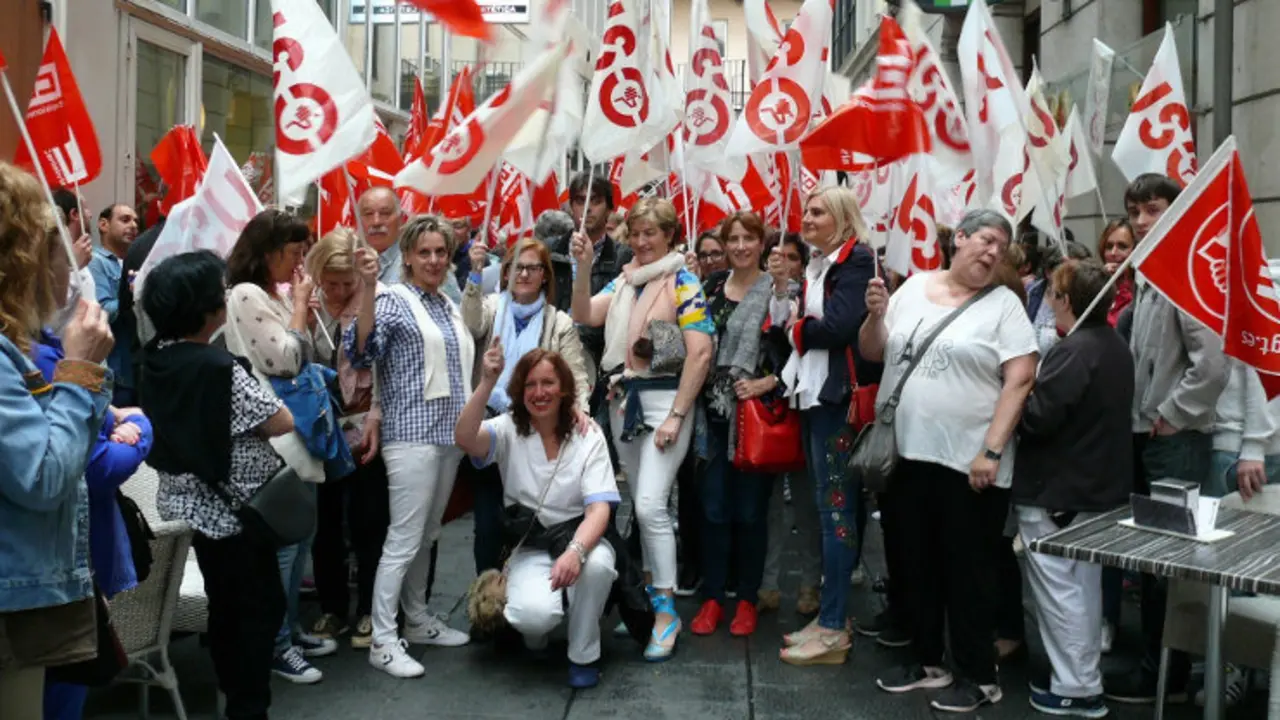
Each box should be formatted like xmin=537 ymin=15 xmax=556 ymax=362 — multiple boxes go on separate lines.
xmin=317 ymin=168 xmax=354 ymax=236
xmin=727 ymin=0 xmax=833 ymax=157
xmin=1131 ymin=136 xmax=1280 ymax=397
xmin=137 ymin=136 xmax=263 ymax=291
xmin=13 ymin=28 xmax=102 ymax=187
xmin=1084 ymin=38 xmax=1115 ymax=158
xmin=683 ymin=0 xmax=745 ymax=181
xmin=271 ymin=0 xmax=376 ymax=197
xmin=801 ymin=17 xmax=929 ymax=172
xmin=1017 ymin=64 xmax=1071 ymax=231
xmin=348 ymin=119 xmax=405 ymax=192
xmin=957 ymin=0 xmax=1030 ymax=210
xmin=849 ymin=163 xmax=896 ymax=234
xmin=581 ymin=0 xmax=663 ymax=163
xmin=402 ymin=76 xmax=430 ymax=163
xmin=900 ymin=0 xmax=970 ymax=187
xmin=1112 ymin=23 xmax=1196 ymax=187
xmin=743 ymin=0 xmax=784 ymax=85
xmin=396 ymin=43 xmax=564 ymax=196
xmin=503 ymin=0 xmax=581 ymax=183
xmin=1032 ymin=107 xmax=1100 ymax=242
xmin=884 ymin=153 xmax=942 ymax=277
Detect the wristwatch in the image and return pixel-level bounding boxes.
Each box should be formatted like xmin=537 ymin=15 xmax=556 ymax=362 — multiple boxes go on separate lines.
xmin=983 ymin=447 xmax=1003 ymax=461
xmin=568 ymin=540 xmax=588 ymax=564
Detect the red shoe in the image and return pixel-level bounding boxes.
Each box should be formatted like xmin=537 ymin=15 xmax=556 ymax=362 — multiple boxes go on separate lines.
xmin=690 ymin=600 xmax=723 ymax=635
xmin=729 ymin=600 xmax=758 ymax=637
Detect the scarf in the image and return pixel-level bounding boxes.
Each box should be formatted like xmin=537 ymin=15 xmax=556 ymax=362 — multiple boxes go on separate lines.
xmin=141 ymin=341 xmax=238 ymax=489
xmin=716 ymin=272 xmax=775 ymax=375
xmin=601 ymin=252 xmax=686 ymax=376
xmin=489 ymin=293 xmax=546 ymax=412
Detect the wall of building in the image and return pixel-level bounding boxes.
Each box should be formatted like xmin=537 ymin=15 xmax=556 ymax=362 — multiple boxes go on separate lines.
xmin=669 ymin=0 xmax=805 ymax=65
xmin=0 ymin=1 xmax=49 ymax=163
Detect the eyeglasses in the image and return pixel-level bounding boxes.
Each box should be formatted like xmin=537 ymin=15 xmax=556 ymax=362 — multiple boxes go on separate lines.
xmin=514 ymin=263 xmax=546 ymax=277
xmin=697 ymin=250 xmax=725 ymax=262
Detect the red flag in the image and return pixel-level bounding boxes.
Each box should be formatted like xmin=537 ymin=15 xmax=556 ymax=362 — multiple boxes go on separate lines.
xmin=402 ymin=77 xmax=430 ymax=162
xmin=318 ymin=168 xmax=354 ymax=236
xmin=1132 ymin=137 xmax=1280 ymax=397
xmin=13 ymin=28 xmax=102 ymax=187
xmin=800 ymin=17 xmax=929 ymax=172
xmin=347 ymin=120 xmax=405 ymax=195
xmin=420 ymin=67 xmax=477 ymax=158
xmin=397 ymin=0 xmax=493 ymax=41
xmin=151 ymin=125 xmax=208 ymax=217
xmin=0 ymin=46 xmax=8 ymax=71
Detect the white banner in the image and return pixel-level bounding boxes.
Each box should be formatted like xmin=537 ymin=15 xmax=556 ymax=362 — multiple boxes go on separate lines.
xmin=1084 ymin=38 xmax=1115 ymax=159
xmin=350 ymin=0 xmax=530 ymax=24
xmin=137 ymin=137 xmax=264 ymax=292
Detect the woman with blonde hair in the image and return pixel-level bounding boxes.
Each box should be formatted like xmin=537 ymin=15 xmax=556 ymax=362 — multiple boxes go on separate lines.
xmin=0 ymin=162 xmax=114 ymax=720
xmin=305 ymin=229 xmax=389 ymax=651
xmin=346 ymin=214 xmax=474 ymax=678
xmin=777 ymin=185 xmax=880 ymax=665
xmin=570 ymin=197 xmax=715 ymax=661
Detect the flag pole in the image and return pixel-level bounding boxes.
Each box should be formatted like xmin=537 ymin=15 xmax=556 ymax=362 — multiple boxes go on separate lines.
xmin=1066 ymin=250 xmax=1133 ymax=336
xmin=478 ymin=164 xmax=501 ymax=246
xmin=781 ymin=152 xmax=796 ymax=236
xmin=72 ymin=181 xmax=85 ymax=239
xmin=0 ymin=67 xmax=80 ymax=290
xmin=1092 ymin=183 xmax=1110 ymax=226
xmin=342 ymin=168 xmax=370 ymax=249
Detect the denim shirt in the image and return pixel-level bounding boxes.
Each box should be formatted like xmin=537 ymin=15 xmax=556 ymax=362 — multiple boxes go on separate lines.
xmin=0 ymin=333 xmax=110 ymax=612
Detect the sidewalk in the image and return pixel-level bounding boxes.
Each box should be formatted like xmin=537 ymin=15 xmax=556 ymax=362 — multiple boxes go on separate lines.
xmin=84 ymin=509 xmax=1228 ymax=719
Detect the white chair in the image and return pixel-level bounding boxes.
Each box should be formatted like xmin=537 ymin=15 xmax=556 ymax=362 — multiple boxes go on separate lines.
xmin=1156 ymin=486 xmax=1280 ymax=719
xmin=115 ymin=466 xmax=194 ymax=720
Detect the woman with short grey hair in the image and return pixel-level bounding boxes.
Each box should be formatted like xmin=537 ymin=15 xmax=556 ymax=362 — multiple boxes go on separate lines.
xmin=860 ymin=208 xmax=1039 ymax=713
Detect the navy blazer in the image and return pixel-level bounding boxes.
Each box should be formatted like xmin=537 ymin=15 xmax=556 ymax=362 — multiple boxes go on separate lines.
xmin=790 ymin=241 xmax=883 ymax=407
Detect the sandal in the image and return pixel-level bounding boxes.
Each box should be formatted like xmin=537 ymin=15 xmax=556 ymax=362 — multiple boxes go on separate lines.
xmin=784 ymin=617 xmax=852 ymax=647
xmin=779 ymin=630 xmax=851 ymax=666
xmin=644 ymin=592 xmax=682 ymax=662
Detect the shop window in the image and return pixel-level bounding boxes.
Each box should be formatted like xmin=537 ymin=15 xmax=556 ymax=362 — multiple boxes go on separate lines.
xmin=200 ymin=54 xmax=272 ymax=164
xmin=134 ymin=40 xmax=187 ymax=228
xmin=196 ymin=0 xmax=249 ymax=40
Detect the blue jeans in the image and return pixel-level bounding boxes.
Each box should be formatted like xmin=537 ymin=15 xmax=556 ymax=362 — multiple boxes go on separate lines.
xmin=1205 ymin=450 xmax=1280 ymax=498
xmin=801 ymin=403 xmax=860 ymax=631
xmin=276 ymin=484 xmax=318 ymax=655
xmin=700 ymin=420 xmax=773 ymax=604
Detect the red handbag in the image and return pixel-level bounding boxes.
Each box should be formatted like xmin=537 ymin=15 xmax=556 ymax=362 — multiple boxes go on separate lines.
xmin=846 ymin=349 xmax=879 ymax=431
xmin=734 ymin=395 xmax=805 ymax=474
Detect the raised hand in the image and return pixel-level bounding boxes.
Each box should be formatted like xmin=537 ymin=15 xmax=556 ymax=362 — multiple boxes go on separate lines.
xmin=865 ymin=277 xmax=889 ymax=317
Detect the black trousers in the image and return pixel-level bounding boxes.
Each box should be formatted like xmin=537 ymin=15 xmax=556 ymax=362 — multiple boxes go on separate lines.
xmin=892 ymin=459 xmax=1009 ymax=685
xmin=193 ymin=529 xmax=286 ymax=720
xmin=995 ymin=533 xmax=1025 ymax=642
xmin=676 ymin=452 xmax=702 ymax=582
xmin=312 ymin=457 xmax=390 ymax=620
xmin=877 ymin=489 xmax=911 ymax=634
xmin=458 ymin=458 xmax=505 ymax=574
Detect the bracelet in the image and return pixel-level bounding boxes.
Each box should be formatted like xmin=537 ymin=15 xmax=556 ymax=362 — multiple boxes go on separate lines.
xmin=567 ymin=540 xmax=588 ymax=564
xmin=670 ymin=408 xmax=687 ymax=420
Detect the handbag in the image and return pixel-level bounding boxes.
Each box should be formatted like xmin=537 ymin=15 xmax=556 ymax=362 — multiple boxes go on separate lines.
xmin=734 ymin=394 xmax=804 ymax=473
xmin=850 ymin=287 xmax=994 ymax=492
xmin=845 ymin=349 xmax=878 ymax=431
xmin=204 ymin=462 xmax=316 ymax=547
xmin=116 ymin=490 xmax=155 ymax=583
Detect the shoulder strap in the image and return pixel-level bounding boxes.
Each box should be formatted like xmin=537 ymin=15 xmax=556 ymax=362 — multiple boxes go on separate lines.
xmin=882 ymin=286 xmax=995 ymax=412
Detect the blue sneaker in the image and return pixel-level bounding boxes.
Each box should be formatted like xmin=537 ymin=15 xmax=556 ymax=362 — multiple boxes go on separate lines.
xmin=1029 ymin=688 xmax=1110 ymax=718
xmin=568 ymin=662 xmax=600 ymax=689
xmin=272 ymin=646 xmax=323 ymax=684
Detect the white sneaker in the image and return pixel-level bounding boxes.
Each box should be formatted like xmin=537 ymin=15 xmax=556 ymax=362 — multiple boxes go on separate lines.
xmin=369 ymin=639 xmax=425 ymax=678
xmin=404 ymin=614 xmax=470 ymax=647
xmin=295 ymin=632 xmax=339 ymax=658
xmin=1100 ymin=622 xmax=1115 ymax=654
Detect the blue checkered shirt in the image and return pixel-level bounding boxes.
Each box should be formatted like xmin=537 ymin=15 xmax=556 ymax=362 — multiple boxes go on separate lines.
xmin=343 ymin=284 xmax=468 ymax=446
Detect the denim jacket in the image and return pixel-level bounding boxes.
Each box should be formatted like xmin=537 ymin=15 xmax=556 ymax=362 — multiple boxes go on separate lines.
xmin=269 ymin=363 xmax=356 ymax=479
xmin=0 ymin=333 xmax=110 ymax=613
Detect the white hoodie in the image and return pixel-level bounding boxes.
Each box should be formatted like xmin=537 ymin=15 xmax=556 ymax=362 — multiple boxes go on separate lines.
xmin=1213 ymin=359 xmax=1280 ymax=461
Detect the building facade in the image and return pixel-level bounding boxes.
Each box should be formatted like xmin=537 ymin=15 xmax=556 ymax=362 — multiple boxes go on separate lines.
xmin=830 ymin=0 xmax=1280 ymax=253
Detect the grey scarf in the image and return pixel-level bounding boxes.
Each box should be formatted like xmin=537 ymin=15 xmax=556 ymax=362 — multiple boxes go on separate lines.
xmin=710 ymin=272 xmax=775 ymax=459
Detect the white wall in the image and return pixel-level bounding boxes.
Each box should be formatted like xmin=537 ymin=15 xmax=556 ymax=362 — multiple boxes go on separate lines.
xmin=63 ymin=0 xmax=125 ymax=222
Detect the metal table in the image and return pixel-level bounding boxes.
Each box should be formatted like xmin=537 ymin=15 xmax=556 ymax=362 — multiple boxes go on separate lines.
xmin=1029 ymin=506 xmax=1280 ymax=720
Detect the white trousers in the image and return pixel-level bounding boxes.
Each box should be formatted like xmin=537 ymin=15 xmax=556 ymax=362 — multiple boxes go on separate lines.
xmin=610 ymin=389 xmax=691 ymax=590
xmin=372 ymin=443 xmax=463 ymax=646
xmin=504 ymin=541 xmax=618 ymax=665
xmin=1018 ymin=506 xmax=1104 ymax=698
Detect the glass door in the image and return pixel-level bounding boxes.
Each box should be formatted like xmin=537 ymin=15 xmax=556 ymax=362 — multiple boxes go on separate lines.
xmin=122 ymin=20 xmax=200 ymax=230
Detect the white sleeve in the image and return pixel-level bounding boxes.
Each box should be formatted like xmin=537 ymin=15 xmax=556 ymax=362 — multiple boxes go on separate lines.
xmin=475 ymin=414 xmax=515 ymax=469
xmin=578 ymin=427 xmax=621 ymax=507
xmin=994 ymin=289 xmax=1040 ymax=363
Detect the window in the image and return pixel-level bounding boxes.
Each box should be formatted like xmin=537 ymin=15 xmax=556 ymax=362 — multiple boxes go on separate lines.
xmin=200 ymin=54 xmax=273 ymax=163
xmin=154 ymin=0 xmax=187 ymax=11
xmin=196 ymin=0 xmax=249 ymax=39
xmin=253 ymin=0 xmax=272 ymax=49
xmin=135 ymin=40 xmax=188 ymax=227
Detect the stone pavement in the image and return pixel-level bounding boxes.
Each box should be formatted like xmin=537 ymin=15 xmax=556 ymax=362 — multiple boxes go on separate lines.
xmin=85 ymin=506 xmax=1261 ymax=719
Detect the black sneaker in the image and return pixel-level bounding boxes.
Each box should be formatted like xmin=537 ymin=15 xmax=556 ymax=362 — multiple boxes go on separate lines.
xmin=876 ymin=664 xmax=953 ymax=694
xmin=1103 ymin=666 xmax=1189 ymax=705
xmin=930 ymin=680 xmax=1003 ymax=713
xmin=853 ymin=610 xmax=890 ymax=638
xmin=875 ymin=625 xmax=911 ymax=648
xmin=675 ymin=567 xmax=701 ymax=598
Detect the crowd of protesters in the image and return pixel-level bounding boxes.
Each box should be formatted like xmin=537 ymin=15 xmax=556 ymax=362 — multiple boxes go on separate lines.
xmin=3 ymin=157 xmax=1278 ymax=720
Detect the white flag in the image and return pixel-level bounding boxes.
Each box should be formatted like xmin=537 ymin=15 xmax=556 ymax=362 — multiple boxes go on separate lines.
xmin=137 ymin=137 xmax=263 ymax=292
xmin=1112 ymin=23 xmax=1197 ymax=187
xmin=1084 ymin=39 xmax=1115 ymax=158
xmin=271 ymin=0 xmax=376 ymax=198
xmin=581 ymin=0 xmax=665 ymax=164
xmin=743 ymin=0 xmax=784 ymax=85
xmin=503 ymin=0 xmax=580 ymax=183
xmin=727 ymin=0 xmax=833 ymax=157
xmin=683 ymin=0 xmax=746 ymax=182
xmin=902 ymin=0 xmax=972 ymax=187
xmin=884 ymin=153 xmax=942 ymax=277
xmin=1064 ymin=108 xmax=1099 ymax=199
xmin=396 ymin=44 xmax=565 ymax=197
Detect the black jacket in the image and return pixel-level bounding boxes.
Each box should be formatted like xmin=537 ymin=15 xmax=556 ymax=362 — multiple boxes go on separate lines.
xmin=547 ymin=234 xmax=633 ymax=368
xmin=791 ymin=241 xmax=882 ymax=405
xmin=1013 ymin=320 xmax=1135 ymax=511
